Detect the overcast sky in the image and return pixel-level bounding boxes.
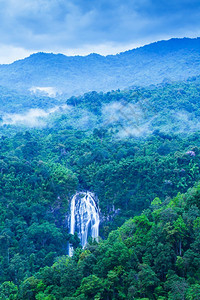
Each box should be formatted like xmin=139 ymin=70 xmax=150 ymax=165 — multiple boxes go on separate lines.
xmin=0 ymin=0 xmax=200 ymax=63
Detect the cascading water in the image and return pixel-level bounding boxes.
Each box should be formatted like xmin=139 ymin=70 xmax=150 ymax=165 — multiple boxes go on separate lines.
xmin=69 ymin=191 xmax=100 ymax=257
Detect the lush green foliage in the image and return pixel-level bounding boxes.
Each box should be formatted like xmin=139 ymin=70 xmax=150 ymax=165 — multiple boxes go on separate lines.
xmin=4 ymin=183 xmax=200 ymax=299
xmin=0 ymin=77 xmax=200 ymax=298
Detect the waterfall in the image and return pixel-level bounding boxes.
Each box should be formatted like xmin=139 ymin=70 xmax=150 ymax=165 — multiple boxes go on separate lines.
xmin=69 ymin=191 xmax=100 ymax=256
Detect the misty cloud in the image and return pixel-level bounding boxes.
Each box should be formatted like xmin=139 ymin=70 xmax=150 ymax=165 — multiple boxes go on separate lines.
xmin=1 ymin=105 xmax=69 ymax=127
xmin=117 ymin=124 xmax=152 ymax=138
xmin=102 ymin=100 xmax=153 ymax=137
xmin=29 ymin=86 xmax=58 ymax=97
xmin=171 ymin=110 xmax=200 ymax=133
xmin=102 ymin=101 xmax=146 ymax=126
xmin=101 ymin=100 xmax=200 ymax=138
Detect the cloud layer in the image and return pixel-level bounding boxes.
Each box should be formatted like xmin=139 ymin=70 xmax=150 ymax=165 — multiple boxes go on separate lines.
xmin=1 ymin=105 xmax=68 ymax=127
xmin=0 ymin=0 xmax=200 ymax=62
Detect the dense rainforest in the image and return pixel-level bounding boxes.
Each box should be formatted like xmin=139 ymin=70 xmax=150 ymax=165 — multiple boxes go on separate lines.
xmin=0 ymin=77 xmax=200 ymax=298
xmin=6 ymin=182 xmax=200 ymax=299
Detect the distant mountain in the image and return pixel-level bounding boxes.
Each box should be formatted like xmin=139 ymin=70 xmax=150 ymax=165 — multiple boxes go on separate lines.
xmin=0 ymin=37 xmax=200 ymax=99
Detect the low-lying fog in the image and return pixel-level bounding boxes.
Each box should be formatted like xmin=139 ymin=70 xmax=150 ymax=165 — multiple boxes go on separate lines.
xmin=1 ymin=98 xmax=200 ymax=138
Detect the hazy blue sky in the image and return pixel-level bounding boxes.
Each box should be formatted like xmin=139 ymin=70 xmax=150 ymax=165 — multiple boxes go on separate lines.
xmin=0 ymin=0 xmax=200 ymax=63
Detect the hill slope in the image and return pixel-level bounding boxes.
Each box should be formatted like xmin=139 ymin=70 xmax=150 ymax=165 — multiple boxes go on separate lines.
xmin=0 ymin=37 xmax=200 ymax=98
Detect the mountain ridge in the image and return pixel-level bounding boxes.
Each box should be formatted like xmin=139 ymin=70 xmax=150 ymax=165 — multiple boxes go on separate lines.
xmin=4 ymin=37 xmax=200 ymax=65
xmin=0 ymin=37 xmax=200 ymax=103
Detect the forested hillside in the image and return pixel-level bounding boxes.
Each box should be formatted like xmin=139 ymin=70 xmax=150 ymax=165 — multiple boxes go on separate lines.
xmin=0 ymin=76 xmax=200 ymax=299
xmin=7 ymin=182 xmax=200 ymax=299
